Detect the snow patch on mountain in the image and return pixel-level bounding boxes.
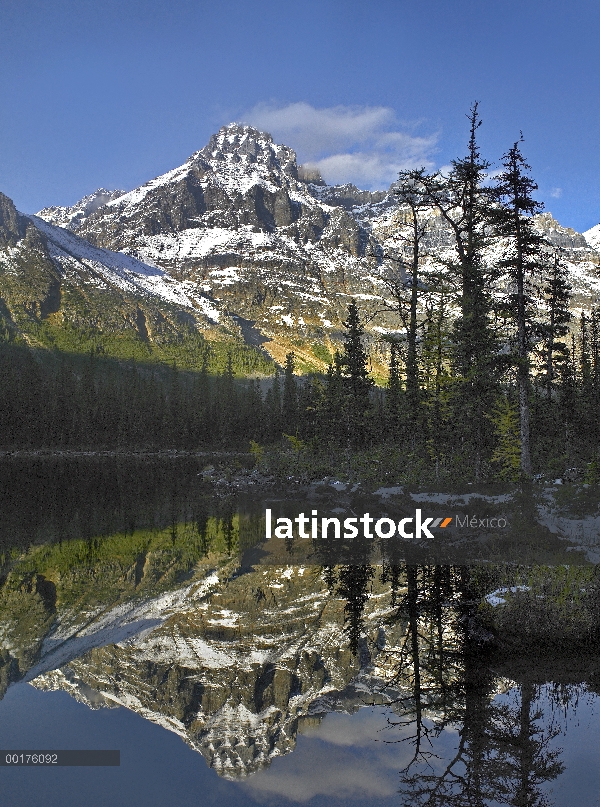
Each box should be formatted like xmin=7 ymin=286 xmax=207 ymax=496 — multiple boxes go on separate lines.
xmin=37 ymin=188 xmax=126 ymax=230
xmin=31 ymin=215 xmax=222 ymax=321
xmin=139 ymin=225 xmax=294 ymax=265
xmin=584 ymin=222 xmax=600 ymax=251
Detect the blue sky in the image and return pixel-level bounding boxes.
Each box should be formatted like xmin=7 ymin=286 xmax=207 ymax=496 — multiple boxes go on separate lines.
xmin=1 ymin=0 xmax=600 ymax=231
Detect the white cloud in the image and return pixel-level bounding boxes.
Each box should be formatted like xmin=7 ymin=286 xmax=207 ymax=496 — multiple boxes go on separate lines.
xmin=550 ymin=187 xmax=563 ymax=198
xmin=243 ymin=102 xmax=438 ymax=190
xmin=241 ymin=708 xmax=461 ymax=804
xmin=242 ymin=710 xmax=404 ymax=803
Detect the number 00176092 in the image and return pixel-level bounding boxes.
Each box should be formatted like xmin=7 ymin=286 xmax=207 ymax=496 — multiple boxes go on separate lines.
xmin=5 ymin=753 xmax=58 ymax=764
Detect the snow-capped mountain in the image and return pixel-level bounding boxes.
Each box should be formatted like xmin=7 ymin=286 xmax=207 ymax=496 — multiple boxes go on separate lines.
xmin=25 ymin=124 xmax=404 ymax=369
xmin=1 ymin=122 xmax=599 ymax=373
xmin=67 ymin=124 xmax=395 ymax=366
xmin=40 ymin=124 xmax=600 ymax=335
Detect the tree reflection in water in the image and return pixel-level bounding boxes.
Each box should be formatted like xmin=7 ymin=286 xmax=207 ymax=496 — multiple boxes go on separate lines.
xmin=330 ymin=563 xmax=594 ymax=807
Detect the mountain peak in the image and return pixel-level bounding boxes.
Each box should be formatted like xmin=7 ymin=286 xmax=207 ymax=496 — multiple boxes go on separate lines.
xmin=37 ymin=188 xmax=126 ymax=230
xmin=198 ymin=122 xmax=298 ymax=179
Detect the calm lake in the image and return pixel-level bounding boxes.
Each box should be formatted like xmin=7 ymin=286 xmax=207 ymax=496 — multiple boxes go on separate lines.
xmin=1 ymin=457 xmax=600 ymax=807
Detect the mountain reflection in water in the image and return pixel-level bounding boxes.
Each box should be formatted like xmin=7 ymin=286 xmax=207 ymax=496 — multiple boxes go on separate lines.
xmin=0 ymin=460 xmax=600 ymax=805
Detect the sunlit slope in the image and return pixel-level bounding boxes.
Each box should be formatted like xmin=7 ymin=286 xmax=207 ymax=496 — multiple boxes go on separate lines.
xmin=0 ymin=191 xmax=273 ymax=374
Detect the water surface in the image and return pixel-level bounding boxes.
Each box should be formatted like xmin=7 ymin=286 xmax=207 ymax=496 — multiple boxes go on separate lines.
xmin=1 ymin=458 xmax=600 ymax=806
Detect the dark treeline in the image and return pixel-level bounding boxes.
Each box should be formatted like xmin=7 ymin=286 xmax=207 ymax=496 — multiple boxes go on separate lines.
xmin=2 ymin=291 xmax=599 ymax=480
xmin=0 ymin=341 xmax=269 ymax=449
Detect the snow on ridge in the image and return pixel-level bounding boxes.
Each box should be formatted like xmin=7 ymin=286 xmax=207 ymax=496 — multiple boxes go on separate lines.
xmin=31 ymin=216 xmax=221 ymax=321
xmin=584 ymin=222 xmax=600 ymax=250
xmin=36 ymin=188 xmax=126 ymax=229
xmin=106 ymin=161 xmax=194 ymax=210
xmin=32 ymin=215 xmax=162 ymax=276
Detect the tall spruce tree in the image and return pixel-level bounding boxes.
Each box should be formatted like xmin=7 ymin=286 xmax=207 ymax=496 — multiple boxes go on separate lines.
xmin=386 ymin=341 xmax=403 ymax=439
xmin=380 ymin=168 xmax=433 ymax=425
xmin=590 ymin=307 xmax=600 ymax=452
xmin=265 ymin=369 xmax=282 ymax=441
xmin=541 ymin=249 xmax=572 ymax=397
xmin=578 ymin=311 xmax=597 ymax=450
xmin=560 ymin=335 xmax=578 ymax=464
xmin=417 ymin=104 xmax=498 ymax=477
xmin=321 ymin=354 xmax=346 ymax=445
xmin=420 ymin=269 xmax=453 ymax=474
xmin=340 ymin=300 xmax=373 ymax=446
xmin=282 ymin=352 xmax=298 ymax=433
xmin=493 ymin=137 xmax=544 ymax=476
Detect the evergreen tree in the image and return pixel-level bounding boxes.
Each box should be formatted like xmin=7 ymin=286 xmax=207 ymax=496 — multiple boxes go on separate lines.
xmin=320 ymin=354 xmax=346 ymax=445
xmin=417 ymin=104 xmax=498 ymax=477
xmin=591 ymin=306 xmax=600 ymax=392
xmin=560 ymin=335 xmax=578 ymax=465
xmin=339 ymin=300 xmax=374 ymax=446
xmin=579 ymin=311 xmax=592 ymax=385
xmin=217 ymin=353 xmax=237 ymax=443
xmin=380 ymin=167 xmax=433 ymax=426
xmin=420 ymin=272 xmax=453 ymax=473
xmin=386 ymin=341 xmax=403 ymax=439
xmin=541 ymin=249 xmax=572 ymax=397
xmin=282 ymin=352 xmax=298 ymax=432
xmin=493 ymin=137 xmax=545 ymax=476
xmin=577 ymin=311 xmax=597 ymax=453
xmin=265 ymin=369 xmax=282 ymax=441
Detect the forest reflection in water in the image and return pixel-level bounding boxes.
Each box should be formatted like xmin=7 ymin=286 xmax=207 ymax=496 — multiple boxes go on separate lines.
xmin=307 ymin=562 xmax=600 ymax=807
xmin=0 ymin=460 xmax=600 ymax=805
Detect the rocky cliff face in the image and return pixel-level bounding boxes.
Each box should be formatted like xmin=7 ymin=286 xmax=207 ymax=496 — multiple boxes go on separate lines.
xmin=0 ymin=192 xmax=30 ymax=248
xmin=534 ymin=212 xmax=597 ymax=257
